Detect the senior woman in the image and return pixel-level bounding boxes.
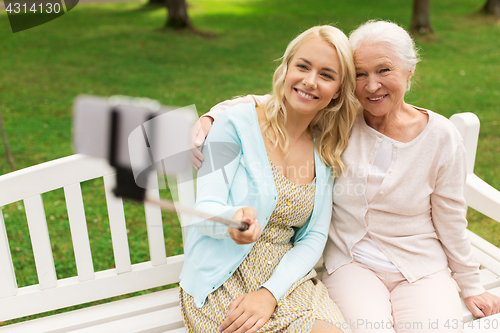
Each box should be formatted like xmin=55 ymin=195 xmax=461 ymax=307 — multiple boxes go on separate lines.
xmin=320 ymin=20 xmax=500 ymax=333
xmin=191 ymin=21 xmax=500 ymax=332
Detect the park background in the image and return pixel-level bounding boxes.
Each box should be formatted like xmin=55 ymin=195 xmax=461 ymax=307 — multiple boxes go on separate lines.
xmin=0 ymin=0 xmax=499 ymax=323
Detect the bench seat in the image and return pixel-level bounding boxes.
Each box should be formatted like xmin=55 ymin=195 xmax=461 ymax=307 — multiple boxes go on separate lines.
xmin=0 ymin=287 xmax=186 ymax=333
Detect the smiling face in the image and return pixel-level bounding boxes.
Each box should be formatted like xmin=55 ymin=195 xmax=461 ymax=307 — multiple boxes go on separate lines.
xmin=354 ymin=41 xmax=413 ymax=118
xmin=283 ymin=36 xmax=342 ymax=119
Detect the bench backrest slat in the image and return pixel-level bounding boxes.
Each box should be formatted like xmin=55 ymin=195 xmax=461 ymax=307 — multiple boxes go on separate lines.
xmin=64 ymin=183 xmax=95 ymax=281
xmin=173 ymin=170 xmax=195 ymax=244
xmin=103 ymin=174 xmax=132 ymax=274
xmin=449 ymin=112 xmax=480 ymax=175
xmin=0 ymin=209 xmax=17 ymax=298
xmin=145 ymin=185 xmax=167 ymax=266
xmin=24 ymin=194 xmax=58 ymax=290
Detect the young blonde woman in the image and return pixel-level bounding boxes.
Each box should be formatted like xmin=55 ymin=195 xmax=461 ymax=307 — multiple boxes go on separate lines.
xmin=179 ymin=25 xmax=358 ymax=333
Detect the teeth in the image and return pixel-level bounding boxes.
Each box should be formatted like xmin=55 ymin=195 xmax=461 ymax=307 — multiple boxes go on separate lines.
xmin=297 ymin=90 xmax=315 ymax=99
xmin=368 ymin=96 xmax=385 ymax=101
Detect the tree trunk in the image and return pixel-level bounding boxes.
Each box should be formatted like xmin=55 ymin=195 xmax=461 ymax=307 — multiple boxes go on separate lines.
xmin=411 ymin=0 xmax=433 ymax=34
xmin=480 ymin=0 xmax=500 ymax=18
xmin=165 ymin=0 xmax=192 ymax=30
xmin=148 ymin=0 xmax=164 ymax=5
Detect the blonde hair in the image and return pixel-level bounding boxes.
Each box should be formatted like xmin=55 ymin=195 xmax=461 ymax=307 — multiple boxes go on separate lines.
xmin=262 ymin=25 xmax=358 ymax=178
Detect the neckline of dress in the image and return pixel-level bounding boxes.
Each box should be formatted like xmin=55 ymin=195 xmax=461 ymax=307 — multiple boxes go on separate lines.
xmin=268 ymin=157 xmax=316 ymax=187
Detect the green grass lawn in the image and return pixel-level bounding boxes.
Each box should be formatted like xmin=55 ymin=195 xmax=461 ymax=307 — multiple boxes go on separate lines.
xmin=0 ymin=0 xmax=499 ymax=323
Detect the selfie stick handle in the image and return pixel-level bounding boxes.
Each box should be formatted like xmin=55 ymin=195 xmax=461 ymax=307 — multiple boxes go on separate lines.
xmin=145 ymin=198 xmax=249 ymax=231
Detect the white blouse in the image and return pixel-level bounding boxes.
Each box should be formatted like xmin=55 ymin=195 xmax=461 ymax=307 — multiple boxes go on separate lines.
xmin=351 ymin=137 xmax=399 ymax=272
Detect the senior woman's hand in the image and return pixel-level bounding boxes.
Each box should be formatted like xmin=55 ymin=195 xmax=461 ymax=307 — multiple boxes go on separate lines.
xmin=465 ymin=291 xmax=500 ymax=318
xmin=190 ymin=115 xmax=214 ymax=170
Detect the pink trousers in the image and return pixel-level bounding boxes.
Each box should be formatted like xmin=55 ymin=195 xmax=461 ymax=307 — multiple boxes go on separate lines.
xmin=322 ymin=261 xmax=463 ymax=333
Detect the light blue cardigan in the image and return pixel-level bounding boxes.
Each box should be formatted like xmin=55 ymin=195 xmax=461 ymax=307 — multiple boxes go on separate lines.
xmin=179 ymin=103 xmax=333 ymax=308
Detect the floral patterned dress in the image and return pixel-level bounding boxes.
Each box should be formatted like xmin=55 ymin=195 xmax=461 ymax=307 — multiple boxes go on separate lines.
xmin=180 ymin=160 xmax=350 ymax=332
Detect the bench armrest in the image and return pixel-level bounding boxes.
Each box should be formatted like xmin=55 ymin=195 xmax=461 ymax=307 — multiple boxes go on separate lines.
xmin=466 ymin=173 xmax=500 ymax=223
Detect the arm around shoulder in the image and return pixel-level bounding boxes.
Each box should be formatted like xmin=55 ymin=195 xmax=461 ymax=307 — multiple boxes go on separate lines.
xmin=206 ymin=94 xmax=271 ymax=120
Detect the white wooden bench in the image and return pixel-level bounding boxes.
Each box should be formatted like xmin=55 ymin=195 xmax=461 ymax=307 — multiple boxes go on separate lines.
xmin=0 ymin=112 xmax=499 ymax=332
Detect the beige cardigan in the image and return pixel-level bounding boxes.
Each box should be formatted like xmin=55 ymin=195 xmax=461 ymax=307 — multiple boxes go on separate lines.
xmin=324 ymin=109 xmax=485 ymax=298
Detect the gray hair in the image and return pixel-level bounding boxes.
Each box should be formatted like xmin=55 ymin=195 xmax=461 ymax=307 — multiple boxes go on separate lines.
xmin=349 ymin=20 xmax=420 ymax=90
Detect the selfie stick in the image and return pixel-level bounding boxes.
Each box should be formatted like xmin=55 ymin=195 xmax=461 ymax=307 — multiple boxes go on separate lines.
xmin=106 ymin=103 xmax=249 ymax=232
xmin=145 ymin=198 xmax=249 ymax=231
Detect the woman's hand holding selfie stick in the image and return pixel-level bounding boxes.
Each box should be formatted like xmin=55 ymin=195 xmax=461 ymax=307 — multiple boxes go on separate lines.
xmin=145 ymin=197 xmax=249 ymax=232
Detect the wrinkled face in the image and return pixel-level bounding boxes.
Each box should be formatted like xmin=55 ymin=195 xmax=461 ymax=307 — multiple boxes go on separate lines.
xmin=354 ymin=42 xmax=413 ymax=117
xmin=283 ymin=37 xmax=342 ymax=118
